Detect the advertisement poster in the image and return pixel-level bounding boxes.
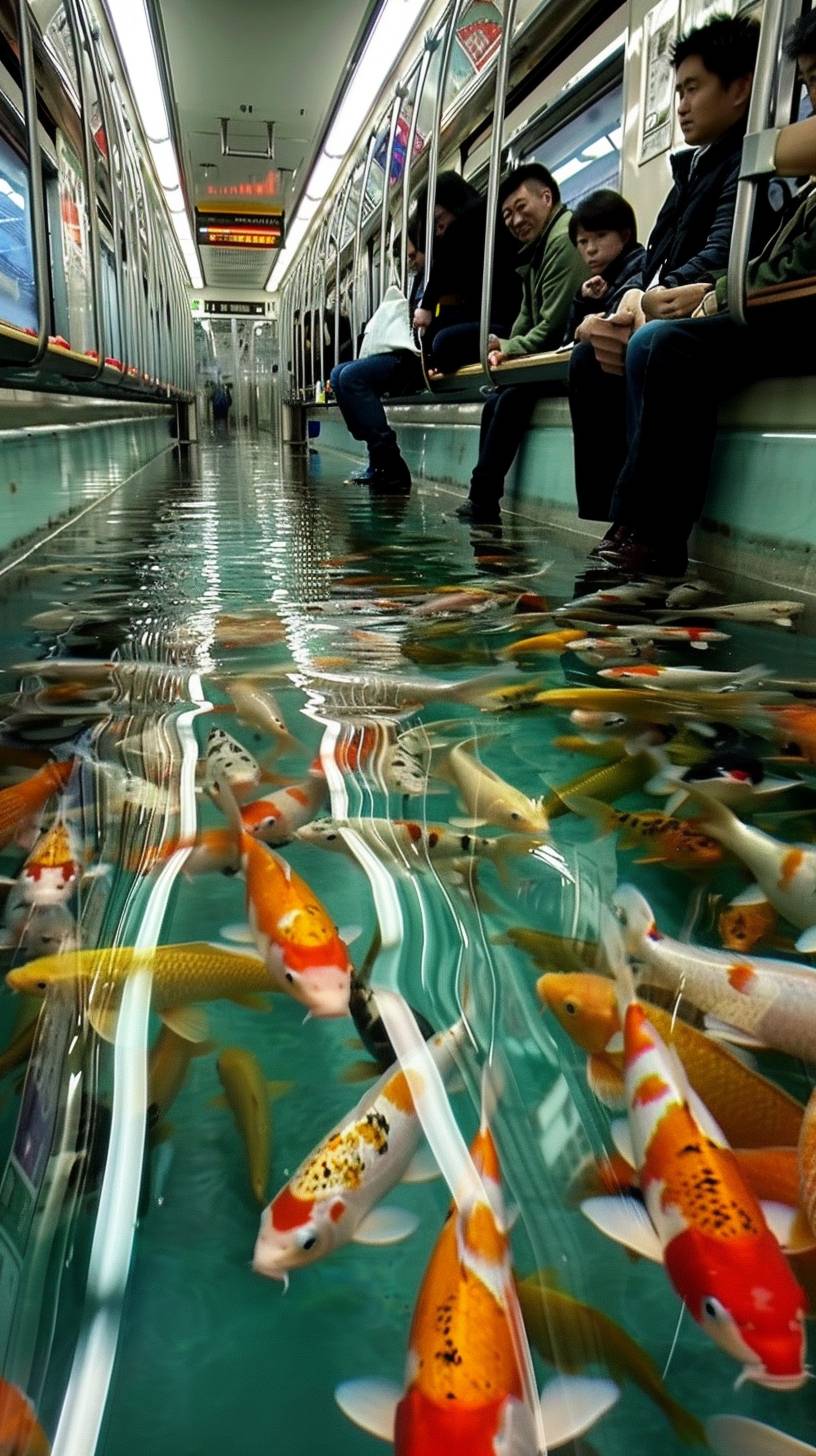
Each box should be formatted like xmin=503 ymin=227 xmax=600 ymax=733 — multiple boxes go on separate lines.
xmin=56 ymin=132 xmax=92 ymax=352
xmin=639 ymin=0 xmax=679 ymax=164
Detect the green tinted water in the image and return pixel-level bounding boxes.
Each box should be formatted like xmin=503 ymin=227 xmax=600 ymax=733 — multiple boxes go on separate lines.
xmin=0 ymin=430 xmax=814 ymax=1454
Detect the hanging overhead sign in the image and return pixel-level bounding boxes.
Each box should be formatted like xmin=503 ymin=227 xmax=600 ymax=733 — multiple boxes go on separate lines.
xmin=195 ymin=208 xmax=285 ymax=250
xmin=205 ymin=301 xmax=268 ymax=316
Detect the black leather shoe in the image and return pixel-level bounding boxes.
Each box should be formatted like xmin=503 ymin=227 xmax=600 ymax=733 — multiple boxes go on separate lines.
xmin=369 ymin=464 xmax=411 ymax=495
xmin=587 ymin=524 xmax=630 ymax=561
xmin=455 ymin=499 xmax=501 ymax=524
xmin=599 ymin=534 xmax=688 ymax=578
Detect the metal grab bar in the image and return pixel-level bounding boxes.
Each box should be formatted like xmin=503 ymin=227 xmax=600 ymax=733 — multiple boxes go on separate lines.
xmin=103 ymin=79 xmax=137 ymax=378
xmin=378 ymin=88 xmax=405 ymax=303
xmin=331 ymin=174 xmax=355 ymax=371
xmin=14 ymin=0 xmax=49 ymax=366
xmin=421 ymin=0 xmax=465 ymax=302
xmin=64 ymin=0 xmax=107 ymax=379
xmin=479 ymin=0 xmax=518 ymax=382
xmin=727 ymin=0 xmax=800 ymax=325
xmin=90 ymin=42 xmax=128 ymax=378
xmin=351 ymin=130 xmax=378 ymax=357
xmin=398 ymin=41 xmax=433 ymax=293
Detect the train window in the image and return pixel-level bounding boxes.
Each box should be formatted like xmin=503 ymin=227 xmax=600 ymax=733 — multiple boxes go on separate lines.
xmin=0 ymin=133 xmax=38 ymax=333
xmin=52 ymin=132 xmax=93 ymax=352
xmin=523 ymin=83 xmax=623 ymax=207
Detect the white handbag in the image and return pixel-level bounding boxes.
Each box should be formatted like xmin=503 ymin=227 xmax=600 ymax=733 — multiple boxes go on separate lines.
xmin=359 ymin=284 xmax=419 ymax=358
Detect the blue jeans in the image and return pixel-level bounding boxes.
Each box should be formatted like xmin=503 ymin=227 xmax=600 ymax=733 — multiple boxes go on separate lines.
xmin=329 ymin=352 xmax=421 ymax=454
xmin=568 ymin=319 xmax=665 ymax=521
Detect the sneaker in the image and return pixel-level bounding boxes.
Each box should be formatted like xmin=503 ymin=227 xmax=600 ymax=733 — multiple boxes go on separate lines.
xmin=599 ymin=533 xmax=688 ymax=578
xmin=454 ymin=499 xmax=501 ymax=524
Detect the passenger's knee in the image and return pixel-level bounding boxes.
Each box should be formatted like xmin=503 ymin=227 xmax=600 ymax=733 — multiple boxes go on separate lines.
xmin=569 ymin=340 xmax=601 ymax=389
xmin=329 ymin=363 xmax=345 ymax=395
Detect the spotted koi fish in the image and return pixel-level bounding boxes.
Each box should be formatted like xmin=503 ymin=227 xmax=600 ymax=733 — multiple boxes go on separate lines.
xmin=583 ymin=927 xmax=807 ymax=1390
xmin=205 ymin=726 xmax=265 ymax=802
xmin=253 ymin=1021 xmax=465 ymax=1281
xmin=567 ymin=795 xmax=723 ymax=868
xmin=296 ymin=816 xmax=544 ymax=880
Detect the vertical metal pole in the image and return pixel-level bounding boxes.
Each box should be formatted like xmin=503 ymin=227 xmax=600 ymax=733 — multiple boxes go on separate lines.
xmin=351 ymin=130 xmax=378 ymax=357
xmin=422 ymin=0 xmax=466 ymax=298
xmin=91 ymin=43 xmax=128 ymax=378
xmin=332 ymin=175 xmax=354 ymax=370
xmin=63 ymin=0 xmax=106 ymax=377
xmin=378 ymin=89 xmax=404 ymax=302
xmin=15 ymin=0 xmax=50 ymax=365
xmin=479 ymin=0 xmax=519 ymax=380
xmin=399 ymin=44 xmax=433 ymax=292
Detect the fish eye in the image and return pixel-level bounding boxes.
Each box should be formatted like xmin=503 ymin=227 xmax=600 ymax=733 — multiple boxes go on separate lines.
xmin=285 ymin=973 xmax=293 ymax=983
xmin=510 ymin=811 xmax=521 ymax=821
xmin=298 ymin=1229 xmax=318 ymax=1251
xmin=37 ymin=980 xmax=47 ymax=990
xmin=703 ymin=1297 xmax=727 ymax=1320
xmin=564 ymin=1000 xmax=578 ymax=1016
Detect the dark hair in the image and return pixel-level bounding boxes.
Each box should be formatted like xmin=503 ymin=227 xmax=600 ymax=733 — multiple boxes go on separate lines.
xmin=568 ymin=189 xmax=637 ymax=244
xmin=410 ymin=170 xmax=478 ymax=241
xmin=671 ymin=13 xmax=760 ymax=84
xmin=499 ymin=162 xmax=561 ymax=207
xmin=784 ymin=11 xmax=816 ymax=61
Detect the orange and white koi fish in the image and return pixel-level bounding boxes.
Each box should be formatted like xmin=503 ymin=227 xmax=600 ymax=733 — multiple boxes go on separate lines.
xmin=0 ymin=1378 xmax=50 ymax=1454
xmin=583 ymin=924 xmax=807 ymax=1390
xmin=615 ymin=882 xmax=816 ymax=1059
xmin=218 ymin=778 xmax=352 ymax=1018
xmin=609 ymin=624 xmax=730 ymax=650
xmin=254 ymin=1022 xmax=464 ymax=1280
xmin=0 ymin=759 xmax=73 ymax=850
xmin=768 ymin=702 xmax=816 ymax=763
xmin=599 ymin=664 xmax=767 ymax=692
xmin=336 ymin=1072 xmax=619 ymax=1453
xmin=237 ymin=769 xmax=326 ymax=844
xmin=537 ymin=971 xmax=805 ymax=1147
xmin=0 ymin=818 xmax=104 ymax=910
xmin=567 ymin=795 xmax=723 ymax=869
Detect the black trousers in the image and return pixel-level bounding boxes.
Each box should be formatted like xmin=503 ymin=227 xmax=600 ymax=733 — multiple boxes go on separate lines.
xmin=610 ymin=307 xmax=816 ymax=542
xmin=469 ymin=384 xmax=541 ymax=504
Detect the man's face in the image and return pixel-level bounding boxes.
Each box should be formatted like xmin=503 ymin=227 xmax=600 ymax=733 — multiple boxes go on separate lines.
xmin=501 ymin=182 xmax=554 ymax=244
xmin=406 ymin=240 xmax=425 ymax=273
xmin=799 ymin=51 xmax=816 ymax=112
xmin=675 ymin=56 xmax=752 ymax=145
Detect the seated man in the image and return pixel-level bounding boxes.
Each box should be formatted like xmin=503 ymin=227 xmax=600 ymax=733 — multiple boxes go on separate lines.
xmin=328 ymin=227 xmax=425 ymax=493
xmin=595 ymin=15 xmax=816 ymax=577
xmin=563 ymin=189 xmax=646 ymax=342
xmin=457 ymin=163 xmax=587 ymax=523
xmin=568 ymin=13 xmax=773 ymax=534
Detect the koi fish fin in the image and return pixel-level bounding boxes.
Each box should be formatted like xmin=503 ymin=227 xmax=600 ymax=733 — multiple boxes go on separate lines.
xmin=609 ymin=1118 xmax=636 ymax=1169
xmin=586 ymin=1053 xmax=626 ymax=1110
xmin=81 ymin=863 xmax=112 ymax=882
xmin=561 ymin=794 xmax=612 ymax=835
xmin=160 ymin=1005 xmax=209 ymax=1044
xmin=759 ymin=1200 xmax=816 ymax=1254
xmin=729 ymin=883 xmax=770 ymax=907
xmin=0 ymin=875 xmax=17 ymax=887
xmin=352 ymin=1206 xmax=419 ymax=1246
xmin=795 ymin=925 xmax=816 ymax=954
xmin=335 ymin=1378 xmax=399 ymax=1442
xmin=538 ymin=1375 xmax=620 ymax=1448
xmin=448 ymin=816 xmax=487 ymax=830
xmin=340 ymin=1059 xmax=381 ymax=1085
xmin=706 ymin=1414 xmax=816 ymax=1456
xmin=86 ymin=1003 xmax=119 ymax=1043
xmin=703 ymin=1015 xmax=771 ymax=1050
xmin=339 ymin=925 xmax=363 ymax=946
xmin=219 ymin=922 xmax=256 ymax=945
xmin=580 ymin=1195 xmax=663 ymax=1263
xmin=664 ymin=790 xmax=688 ymax=815
xmin=689 ymin=641 xmax=710 ymax=651
xmin=401 ymin=1146 xmax=440 ymax=1184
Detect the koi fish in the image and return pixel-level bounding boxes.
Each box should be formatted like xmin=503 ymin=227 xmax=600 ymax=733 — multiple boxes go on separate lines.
xmin=614 ymin=882 xmax=816 ymax=1059
xmin=410 ymin=587 xmax=500 ymax=617
xmin=681 ymin=784 xmax=816 ymax=949
xmin=148 ymin=1025 xmax=213 ymax=1121
xmin=516 ymin=1271 xmax=704 ymax=1445
xmin=646 ymin=748 xmax=798 ymax=815
xmin=253 ymin=1021 xmax=465 ymax=1280
xmin=544 ymin=751 xmax=653 ymax=819
xmin=217 ymin=778 xmax=352 ymax=1018
xmin=7 ymin=941 xmax=277 ymax=1043
xmin=610 ymin=625 xmax=730 ymax=650
xmin=583 ymin=925 xmax=807 ymax=1390
xmin=566 ymin=636 xmax=648 ymax=666
xmin=500 ymin=629 xmax=585 ymax=659
xmin=799 ymin=1087 xmax=816 ymax=1238
xmin=768 ymin=703 xmax=816 ymax=763
xmin=599 ymin=664 xmax=767 ymax=693
xmin=331 ymin=724 xmax=430 ymax=797
xmin=0 ymin=759 xmax=74 ymax=850
xmin=205 ymin=727 xmax=265 ymax=802
xmin=719 ymin=894 xmax=779 ymax=953
xmin=537 ymin=971 xmax=805 ymax=1146
xmin=224 ymin=679 xmax=299 ymax=749
xmin=336 ymin=1073 xmax=619 ymax=1453
xmin=659 ymin=600 xmax=804 ymax=628
xmin=665 ymin=580 xmax=720 ymax=609
xmin=566 ymin=795 xmax=724 ymax=868
xmin=492 ymin=927 xmax=599 ymax=975
xmin=296 ymin=817 xmax=545 ymax=879
xmin=0 ymin=818 xmax=101 ymax=910
xmin=558 ymin=582 xmax=667 ymax=612
xmin=237 ymin=770 xmax=327 ymax=844
xmin=217 ymin=1047 xmax=290 ymax=1205
xmin=349 ymin=970 xmax=436 ymax=1074
xmin=437 ymin=736 xmax=549 ymax=834
xmin=0 ymin=899 xmax=79 ymax=957
xmin=0 ymin=1378 xmax=50 ymax=1455
xmin=534 ymin=687 xmax=754 ymax=723
xmin=706 ymin=1414 xmax=816 ymax=1456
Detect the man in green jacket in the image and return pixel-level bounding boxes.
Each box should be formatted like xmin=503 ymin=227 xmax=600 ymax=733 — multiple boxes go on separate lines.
xmin=456 ymin=163 xmax=586 ymax=523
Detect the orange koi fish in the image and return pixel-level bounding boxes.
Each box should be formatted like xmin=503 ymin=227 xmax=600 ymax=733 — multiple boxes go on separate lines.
xmin=799 ymin=1088 xmax=816 ymax=1238
xmin=567 ymin=794 xmax=723 ymax=868
xmin=583 ymin=936 xmax=807 ymax=1390
xmin=337 ymin=1075 xmax=619 ymax=1453
xmin=0 ymin=760 xmax=73 ymax=850
xmin=0 ymin=1378 xmax=50 ymax=1454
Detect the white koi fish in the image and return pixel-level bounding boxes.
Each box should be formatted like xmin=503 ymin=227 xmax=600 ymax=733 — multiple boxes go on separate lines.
xmin=253 ymin=1022 xmax=465 ymax=1280
xmin=205 ymin=726 xmax=264 ymax=802
xmin=438 ymin=735 xmax=549 ymax=834
xmin=659 ymin=601 xmax=804 ymax=628
xmin=599 ymin=664 xmax=768 ymax=693
xmin=613 ymin=883 xmax=816 ymax=1058
xmin=296 ymin=816 xmax=544 ymax=877
xmin=609 ymin=625 xmax=730 ymax=651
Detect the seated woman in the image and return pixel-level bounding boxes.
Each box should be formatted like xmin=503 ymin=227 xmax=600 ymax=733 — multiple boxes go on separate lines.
xmin=413 ymin=172 xmax=521 ymax=375
xmin=563 ymin=189 xmax=646 ymax=342
xmin=328 ymin=226 xmax=425 ymax=493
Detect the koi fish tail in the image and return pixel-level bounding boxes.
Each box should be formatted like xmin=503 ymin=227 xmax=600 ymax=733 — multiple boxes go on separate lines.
xmin=561 ymin=794 xmax=614 ymax=836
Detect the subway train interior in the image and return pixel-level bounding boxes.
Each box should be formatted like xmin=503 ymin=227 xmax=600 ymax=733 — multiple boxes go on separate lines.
xmin=0 ymin=0 xmax=815 ymax=1453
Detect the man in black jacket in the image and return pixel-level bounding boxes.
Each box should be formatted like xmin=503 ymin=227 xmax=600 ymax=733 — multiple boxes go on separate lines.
xmin=568 ymin=14 xmax=774 ymax=539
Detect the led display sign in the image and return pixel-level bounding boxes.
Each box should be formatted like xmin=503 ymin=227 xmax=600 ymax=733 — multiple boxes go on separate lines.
xmin=195 ymin=208 xmax=284 ymax=250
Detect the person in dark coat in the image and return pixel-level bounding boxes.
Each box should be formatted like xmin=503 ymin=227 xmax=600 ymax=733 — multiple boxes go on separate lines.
xmin=567 ymin=13 xmax=777 ymax=543
xmin=563 ymin=190 xmax=646 ymax=342
xmin=412 ymin=174 xmax=521 ymax=374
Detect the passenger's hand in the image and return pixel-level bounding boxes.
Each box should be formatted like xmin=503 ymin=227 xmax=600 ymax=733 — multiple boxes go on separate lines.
xmin=643 ymin=283 xmax=711 ymax=320
xmin=692 ymin=290 xmax=719 ymax=319
xmin=488 ymin=349 xmax=505 ymax=368
xmin=488 ymin=333 xmax=502 ymax=352
xmin=581 ymin=275 xmax=609 ymax=299
xmin=588 ymin=314 xmax=633 ymax=375
xmin=413 ymin=307 xmax=433 ymax=331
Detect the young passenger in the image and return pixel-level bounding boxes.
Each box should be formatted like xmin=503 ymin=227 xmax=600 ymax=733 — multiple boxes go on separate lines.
xmin=568 ymin=13 xmax=773 ymax=531
xmin=594 ymin=15 xmax=816 ymax=576
xmin=328 ymin=226 xmax=426 ymax=493
xmin=456 ymin=163 xmax=587 ymax=523
xmin=563 ymin=190 xmax=646 ymax=341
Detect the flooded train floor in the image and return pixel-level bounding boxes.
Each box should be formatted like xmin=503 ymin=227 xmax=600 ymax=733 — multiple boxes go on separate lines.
xmin=0 ymin=429 xmax=814 ymax=1455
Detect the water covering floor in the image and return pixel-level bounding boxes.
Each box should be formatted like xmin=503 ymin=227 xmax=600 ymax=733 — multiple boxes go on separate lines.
xmin=0 ymin=428 xmax=815 ymax=1455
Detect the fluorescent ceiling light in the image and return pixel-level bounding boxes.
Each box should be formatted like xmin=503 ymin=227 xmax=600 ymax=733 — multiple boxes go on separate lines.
xmin=107 ymin=0 xmax=203 ymax=289
xmin=268 ymin=0 xmax=425 ymax=292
